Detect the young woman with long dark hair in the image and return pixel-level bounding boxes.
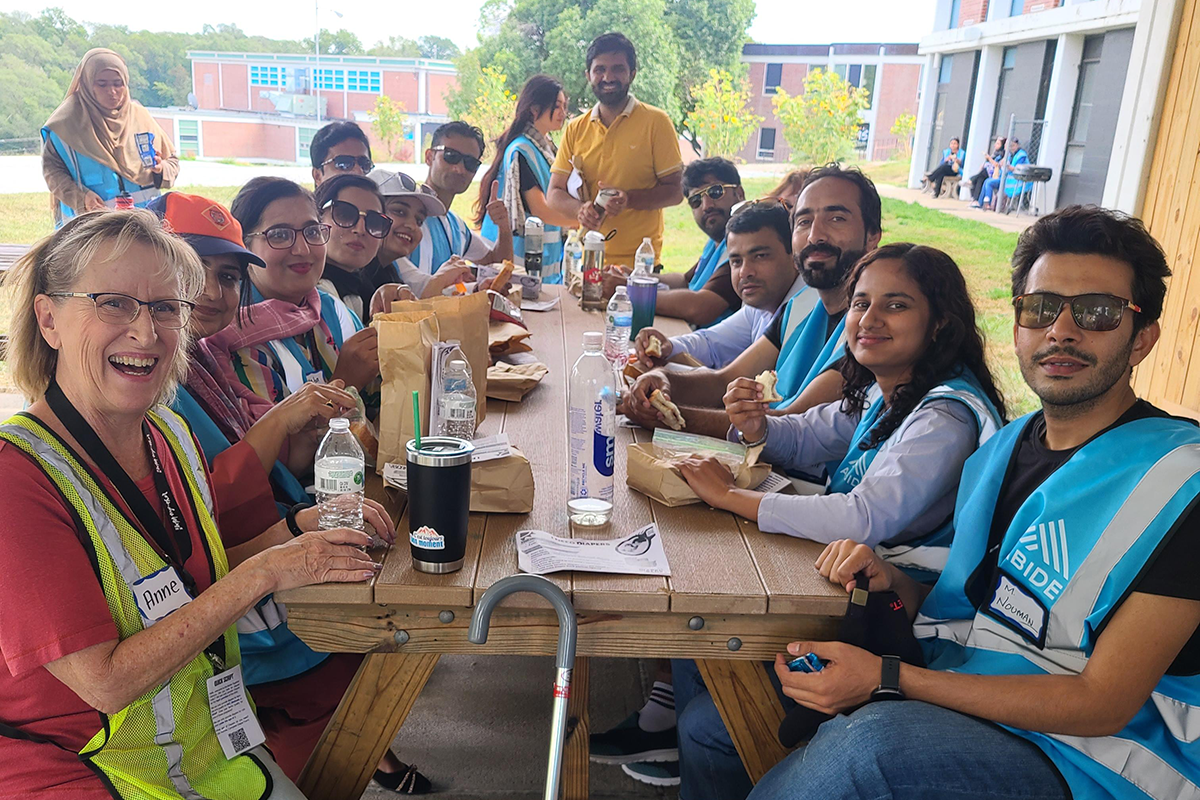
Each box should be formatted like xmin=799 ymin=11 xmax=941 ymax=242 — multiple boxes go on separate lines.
xmin=477 ymin=74 xmax=577 ymax=276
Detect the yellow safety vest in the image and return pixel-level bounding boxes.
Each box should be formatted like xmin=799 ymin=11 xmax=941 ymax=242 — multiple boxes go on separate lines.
xmin=0 ymin=407 xmax=270 ymax=800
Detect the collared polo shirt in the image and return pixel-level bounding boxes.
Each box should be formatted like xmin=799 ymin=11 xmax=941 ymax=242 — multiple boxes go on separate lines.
xmin=552 ymin=95 xmax=683 ymax=263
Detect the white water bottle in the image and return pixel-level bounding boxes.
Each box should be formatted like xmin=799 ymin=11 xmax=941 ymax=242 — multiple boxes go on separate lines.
xmin=604 ymin=286 xmax=633 ymax=363
xmin=315 ymin=417 xmax=365 ymax=531
xmin=634 ymin=237 xmax=656 ymax=276
xmin=437 ymin=358 xmax=477 ymax=440
xmin=567 ymin=332 xmax=616 ymax=526
xmin=562 ymin=228 xmax=583 ymax=284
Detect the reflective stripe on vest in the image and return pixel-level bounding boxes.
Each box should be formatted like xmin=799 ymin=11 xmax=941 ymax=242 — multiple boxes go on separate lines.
xmin=0 ymin=411 xmax=268 ymax=800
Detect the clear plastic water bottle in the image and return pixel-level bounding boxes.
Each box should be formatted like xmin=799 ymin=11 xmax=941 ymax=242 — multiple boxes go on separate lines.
xmin=634 ymin=237 xmax=656 ymax=275
xmin=315 ymin=417 xmax=365 ymax=531
xmin=604 ymin=286 xmax=633 ymax=363
xmin=437 ymin=358 xmax=477 ymax=440
xmin=562 ymin=228 xmax=583 ymax=285
xmin=568 ymin=332 xmax=616 ymax=526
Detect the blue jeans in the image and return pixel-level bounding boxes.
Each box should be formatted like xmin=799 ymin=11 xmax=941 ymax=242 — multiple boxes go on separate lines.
xmin=748 ymin=701 xmax=1070 ymax=800
xmin=980 ymin=176 xmax=1001 ymax=205
xmin=673 ymin=659 xmax=796 ymax=800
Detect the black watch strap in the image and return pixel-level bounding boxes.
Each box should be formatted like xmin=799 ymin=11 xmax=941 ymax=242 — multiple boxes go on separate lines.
xmin=286 ymin=503 xmax=312 ymax=537
xmin=872 ymin=655 xmax=904 ymax=701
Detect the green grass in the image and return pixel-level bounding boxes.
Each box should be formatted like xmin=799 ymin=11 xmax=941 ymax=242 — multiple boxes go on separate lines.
xmin=0 ymin=165 xmax=1034 ymax=414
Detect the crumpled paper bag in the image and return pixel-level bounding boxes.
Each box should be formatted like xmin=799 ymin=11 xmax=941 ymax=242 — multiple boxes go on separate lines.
xmin=470 ymin=446 xmax=535 ymax=513
xmin=489 ymin=319 xmax=533 ymax=355
xmin=626 ymin=441 xmax=772 ymax=507
xmin=486 ymin=361 xmax=549 ymax=402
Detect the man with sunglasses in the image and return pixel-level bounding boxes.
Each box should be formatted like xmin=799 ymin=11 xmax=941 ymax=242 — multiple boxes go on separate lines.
xmin=606 ymin=158 xmax=744 ymax=328
xmin=410 ymin=121 xmax=513 ymax=275
xmin=547 ymin=32 xmax=684 ymax=268
xmin=746 ymin=205 xmax=1200 ymax=800
xmin=310 ymin=121 xmax=375 ymax=186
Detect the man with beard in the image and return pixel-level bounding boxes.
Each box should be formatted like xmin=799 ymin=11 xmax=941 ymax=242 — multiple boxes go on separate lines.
xmin=626 ymin=164 xmax=882 ymax=438
xmin=744 ymin=205 xmax=1200 ymax=800
xmin=547 ymin=32 xmax=684 ymax=267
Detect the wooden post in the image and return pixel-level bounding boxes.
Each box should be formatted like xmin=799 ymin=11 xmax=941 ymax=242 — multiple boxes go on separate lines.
xmin=561 ymin=656 xmax=591 ymax=800
xmin=697 ymin=659 xmax=789 ymax=783
xmin=298 ymin=652 xmax=440 ymax=800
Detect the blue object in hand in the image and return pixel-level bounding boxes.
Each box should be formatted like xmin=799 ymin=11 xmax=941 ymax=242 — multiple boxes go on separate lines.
xmin=786 ymin=652 xmax=826 ymax=673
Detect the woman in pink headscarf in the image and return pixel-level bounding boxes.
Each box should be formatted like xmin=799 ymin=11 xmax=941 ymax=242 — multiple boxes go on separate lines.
xmin=41 ymin=48 xmax=179 ymax=225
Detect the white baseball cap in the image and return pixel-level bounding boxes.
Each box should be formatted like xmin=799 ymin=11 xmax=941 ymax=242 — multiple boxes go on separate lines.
xmin=368 ymin=169 xmax=447 ymax=217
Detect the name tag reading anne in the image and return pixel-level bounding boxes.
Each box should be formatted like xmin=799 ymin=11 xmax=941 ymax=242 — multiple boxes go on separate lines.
xmin=132 ymin=566 xmax=192 ymax=622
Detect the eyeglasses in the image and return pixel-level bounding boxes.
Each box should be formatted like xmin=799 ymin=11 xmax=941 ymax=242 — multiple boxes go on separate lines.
xmin=687 ymin=184 xmax=741 ymax=209
xmin=1013 ymin=292 xmax=1142 ymax=332
xmin=245 ymin=223 xmax=331 ymax=250
xmin=321 ymin=200 xmax=393 ymax=239
xmin=318 ymin=155 xmax=374 ymax=174
xmin=50 ymin=292 xmax=195 ymax=330
xmin=432 ymin=145 xmax=483 ymax=173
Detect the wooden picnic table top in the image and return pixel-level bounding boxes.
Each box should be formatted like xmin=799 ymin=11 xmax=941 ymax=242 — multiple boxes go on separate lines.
xmin=278 ymin=284 xmax=844 ymax=618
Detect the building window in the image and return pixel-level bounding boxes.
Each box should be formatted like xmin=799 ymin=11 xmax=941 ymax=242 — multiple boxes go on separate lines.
xmin=250 ymin=65 xmax=285 ymax=88
xmin=298 ymin=126 xmax=319 ymax=162
xmin=808 ymin=63 xmax=827 ymax=75
xmin=1010 ymin=0 xmax=1024 ymax=15
xmin=757 ymin=128 xmax=776 ymax=160
xmin=949 ymin=0 xmax=961 ymax=27
xmin=834 ymin=64 xmax=849 ymax=81
xmin=177 ymin=119 xmax=200 ymax=157
xmin=993 ymin=47 xmax=1017 ymax=137
xmin=1063 ymin=53 xmax=1100 ymax=174
xmin=315 ymin=69 xmax=345 ymax=91
xmin=347 ymin=69 xmax=381 ymax=93
xmin=938 ymin=54 xmax=953 ymax=84
xmin=764 ymin=63 xmax=783 ymax=95
xmin=860 ymin=64 xmax=877 ymax=109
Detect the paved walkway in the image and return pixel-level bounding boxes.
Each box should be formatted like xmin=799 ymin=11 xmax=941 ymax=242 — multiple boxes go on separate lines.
xmin=877 ymin=183 xmax=1039 ymax=235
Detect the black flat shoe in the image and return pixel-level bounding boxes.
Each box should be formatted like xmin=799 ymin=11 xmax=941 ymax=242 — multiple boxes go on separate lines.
xmin=373 ymin=762 xmax=433 ymax=794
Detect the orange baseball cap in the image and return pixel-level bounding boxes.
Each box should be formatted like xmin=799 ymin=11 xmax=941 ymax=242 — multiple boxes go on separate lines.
xmin=147 ymin=192 xmax=266 ymax=267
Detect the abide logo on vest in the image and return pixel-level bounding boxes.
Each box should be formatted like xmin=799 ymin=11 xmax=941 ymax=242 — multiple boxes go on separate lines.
xmin=1006 ymin=518 xmax=1071 ymax=602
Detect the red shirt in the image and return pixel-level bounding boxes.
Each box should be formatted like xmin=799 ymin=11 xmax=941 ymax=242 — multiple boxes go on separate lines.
xmin=0 ymin=424 xmax=221 ymax=796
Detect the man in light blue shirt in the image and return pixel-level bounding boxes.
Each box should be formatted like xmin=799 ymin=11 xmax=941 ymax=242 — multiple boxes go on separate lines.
xmin=633 ymin=202 xmax=800 ymax=369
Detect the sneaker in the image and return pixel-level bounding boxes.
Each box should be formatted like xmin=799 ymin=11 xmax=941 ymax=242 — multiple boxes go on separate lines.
xmin=589 ymin=711 xmax=678 ymax=764
xmin=621 ymin=760 xmax=681 ymax=787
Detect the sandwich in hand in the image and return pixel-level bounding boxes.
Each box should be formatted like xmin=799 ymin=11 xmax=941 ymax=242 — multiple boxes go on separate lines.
xmin=492 ymin=259 xmax=515 ymax=290
xmin=645 ymin=334 xmax=664 ymax=358
xmin=755 ymin=370 xmax=783 ymax=403
xmin=649 ymin=389 xmax=686 ymax=430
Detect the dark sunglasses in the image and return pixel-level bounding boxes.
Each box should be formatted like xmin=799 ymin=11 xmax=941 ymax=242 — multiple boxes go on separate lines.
xmin=245 ymin=223 xmax=331 ymax=250
xmin=318 ymin=155 xmax=375 ymax=173
xmin=321 ymin=199 xmax=393 ymax=239
xmin=432 ymin=145 xmax=483 ymax=173
xmin=1013 ymin=292 xmax=1142 ymax=332
xmin=686 ymin=183 xmax=740 ymax=209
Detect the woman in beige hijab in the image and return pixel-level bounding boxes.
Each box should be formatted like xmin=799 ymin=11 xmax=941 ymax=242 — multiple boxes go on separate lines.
xmin=42 ymin=48 xmax=179 ymax=226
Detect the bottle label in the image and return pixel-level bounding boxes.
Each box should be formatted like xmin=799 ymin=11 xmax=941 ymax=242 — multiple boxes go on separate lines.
xmin=315 ymin=464 xmax=364 ymax=494
xmin=446 ymin=403 xmax=474 ymax=420
xmin=607 ymin=313 xmax=633 ymax=326
xmin=592 ymin=399 xmax=614 ymax=478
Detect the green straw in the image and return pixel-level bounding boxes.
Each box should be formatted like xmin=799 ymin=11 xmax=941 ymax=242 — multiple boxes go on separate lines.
xmin=412 ymin=390 xmax=422 ymax=450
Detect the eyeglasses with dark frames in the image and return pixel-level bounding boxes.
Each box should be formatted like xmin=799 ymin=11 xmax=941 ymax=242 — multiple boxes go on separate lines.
xmin=686 ymin=183 xmax=741 ymax=209
xmin=49 ymin=292 xmax=195 ymax=330
xmin=244 ymin=223 xmax=332 ymax=250
xmin=1013 ymin=292 xmax=1142 ymax=332
xmin=321 ymin=200 xmax=393 ymax=239
xmin=431 ymin=145 xmax=483 ymax=173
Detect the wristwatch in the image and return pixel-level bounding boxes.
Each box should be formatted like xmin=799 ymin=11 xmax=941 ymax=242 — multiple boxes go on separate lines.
xmin=871 ymin=655 xmax=904 ymax=701
xmin=286 ymin=503 xmax=312 ymax=538
xmin=736 ymin=425 xmax=768 ymax=448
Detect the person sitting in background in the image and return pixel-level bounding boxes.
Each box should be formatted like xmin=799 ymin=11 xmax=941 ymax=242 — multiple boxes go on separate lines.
xmin=625 ymin=164 xmax=881 ymax=438
xmin=764 ymin=168 xmax=811 ymax=210
xmin=410 ymin=121 xmax=513 ymax=273
xmin=310 ymin=120 xmax=374 ymax=186
xmin=478 ymin=75 xmax=577 ymax=276
xmin=976 ymin=137 xmax=1029 ymax=211
xmin=968 ymin=136 xmax=1006 ymax=204
xmin=205 ymin=178 xmax=378 ymax=410
xmin=923 ymin=137 xmax=963 ymax=197
xmin=41 ymin=48 xmax=179 ymax=226
xmin=0 ymin=208 xmax=382 ymax=799
xmin=747 ymin=205 xmax=1200 ymax=800
xmin=370 ymin=169 xmax=477 ymax=299
xmin=606 ymin=157 xmax=745 ymax=327
xmin=633 ymin=202 xmax=802 ymax=370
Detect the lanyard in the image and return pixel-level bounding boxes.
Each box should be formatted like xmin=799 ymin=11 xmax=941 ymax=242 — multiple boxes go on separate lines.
xmin=45 ymin=380 xmax=226 ymax=666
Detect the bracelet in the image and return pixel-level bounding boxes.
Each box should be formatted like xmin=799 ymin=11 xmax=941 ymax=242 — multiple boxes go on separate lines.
xmin=737 ymin=425 xmax=768 ymax=448
xmin=286 ymin=503 xmax=312 ymax=537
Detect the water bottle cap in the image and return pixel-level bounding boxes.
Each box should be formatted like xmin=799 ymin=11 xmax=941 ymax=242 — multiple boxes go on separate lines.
xmin=449 ymin=359 xmax=468 ymax=370
xmin=614 ymin=285 xmax=628 ymax=295
xmin=329 ymin=417 xmax=350 ymax=431
xmin=642 ymin=237 xmax=652 ymax=244
xmin=584 ymin=230 xmax=606 ymax=247
xmin=583 ymin=331 xmax=604 ymax=349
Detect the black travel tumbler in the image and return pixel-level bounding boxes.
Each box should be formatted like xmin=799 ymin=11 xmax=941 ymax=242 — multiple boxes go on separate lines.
xmin=406 ymin=436 xmax=474 ymax=573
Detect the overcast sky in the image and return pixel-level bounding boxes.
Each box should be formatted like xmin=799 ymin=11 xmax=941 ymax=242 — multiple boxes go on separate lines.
xmin=3 ymin=0 xmax=939 ymax=51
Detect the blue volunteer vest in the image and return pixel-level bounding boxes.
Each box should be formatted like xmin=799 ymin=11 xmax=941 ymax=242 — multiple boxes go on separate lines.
xmin=248 ymin=286 xmax=361 ymax=399
xmin=686 ymin=238 xmax=731 ymax=327
xmin=41 ymin=128 xmax=160 ymax=226
xmin=411 ymin=212 xmax=467 ymax=275
xmin=1004 ymin=149 xmax=1031 ymax=197
xmin=827 ymin=372 xmax=1003 ymax=578
xmin=916 ymin=414 xmax=1200 ymax=800
xmin=481 ymin=136 xmax=564 ymax=282
xmin=771 ymin=286 xmax=847 ymax=409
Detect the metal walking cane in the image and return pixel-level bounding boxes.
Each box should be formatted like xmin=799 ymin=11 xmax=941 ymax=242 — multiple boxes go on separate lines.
xmin=469 ymin=574 xmax=577 ymax=800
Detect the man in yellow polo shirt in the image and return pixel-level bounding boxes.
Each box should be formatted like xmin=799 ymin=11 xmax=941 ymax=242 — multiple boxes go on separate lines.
xmin=548 ymin=32 xmax=685 ymax=266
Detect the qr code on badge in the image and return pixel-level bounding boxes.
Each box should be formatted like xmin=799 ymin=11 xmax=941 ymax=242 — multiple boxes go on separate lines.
xmin=229 ymin=727 xmax=251 ymax=754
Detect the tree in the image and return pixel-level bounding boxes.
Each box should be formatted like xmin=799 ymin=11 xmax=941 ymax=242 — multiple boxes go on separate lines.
xmin=451 ymin=64 xmax=517 ymax=159
xmin=371 ymin=35 xmax=421 ymax=57
xmin=891 ymin=113 xmax=917 ymax=159
xmin=683 ymin=69 xmax=761 ymax=159
xmin=418 ymin=36 xmax=460 ymax=60
xmin=304 ymin=28 xmax=364 ymax=56
xmin=667 ymin=0 xmax=755 ymax=149
xmin=371 ymin=95 xmax=409 ymax=161
xmin=772 ymin=68 xmax=869 ymax=165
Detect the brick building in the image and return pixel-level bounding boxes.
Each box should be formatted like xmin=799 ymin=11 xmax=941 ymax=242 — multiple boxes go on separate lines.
xmin=738 ymin=43 xmax=924 ymax=163
xmin=147 ymin=52 xmax=457 ymax=165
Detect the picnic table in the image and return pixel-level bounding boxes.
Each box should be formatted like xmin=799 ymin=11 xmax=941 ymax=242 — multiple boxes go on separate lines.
xmin=278 ymin=284 xmax=846 ymax=800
